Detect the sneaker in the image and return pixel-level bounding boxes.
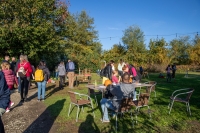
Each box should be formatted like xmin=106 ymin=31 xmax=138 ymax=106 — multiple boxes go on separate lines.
xmin=20 ymin=99 xmax=24 ymax=103
xmin=10 ymin=102 xmax=14 ymax=107
xmin=5 ymin=109 xmax=10 ymax=113
xmin=100 ymin=118 xmax=110 ymax=123
xmin=41 ymin=99 xmax=45 ymax=101
xmin=133 ymin=98 xmax=137 ymax=101
xmin=37 ymin=99 xmax=41 ymax=102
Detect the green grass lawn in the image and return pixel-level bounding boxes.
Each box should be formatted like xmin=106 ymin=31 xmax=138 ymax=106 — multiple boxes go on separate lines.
xmin=44 ymin=72 xmax=200 ymax=133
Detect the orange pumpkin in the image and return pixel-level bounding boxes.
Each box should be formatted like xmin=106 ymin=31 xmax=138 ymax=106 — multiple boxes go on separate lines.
xmin=104 ymin=79 xmax=112 ymax=87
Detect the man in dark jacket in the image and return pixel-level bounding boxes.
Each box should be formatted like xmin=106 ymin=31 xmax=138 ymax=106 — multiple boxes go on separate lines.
xmin=100 ymin=72 xmax=135 ymax=122
xmin=0 ymin=71 xmax=10 ymax=133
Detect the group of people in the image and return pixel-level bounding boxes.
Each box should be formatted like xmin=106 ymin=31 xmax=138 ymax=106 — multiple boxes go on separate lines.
xmin=55 ymin=59 xmax=75 ymax=89
xmin=100 ymin=59 xmax=141 ymax=85
xmin=165 ymin=63 xmax=177 ymax=82
xmin=99 ymin=59 xmax=143 ymax=122
xmin=0 ymin=54 xmax=76 ymax=132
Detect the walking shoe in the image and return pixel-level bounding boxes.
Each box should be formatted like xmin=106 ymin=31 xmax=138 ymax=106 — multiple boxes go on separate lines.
xmin=100 ymin=118 xmax=110 ymax=123
xmin=5 ymin=108 xmax=10 ymax=113
xmin=10 ymin=102 xmax=14 ymax=107
xmin=20 ymin=99 xmax=24 ymax=103
xmin=37 ymin=99 xmax=41 ymax=102
xmin=41 ymin=99 xmax=45 ymax=101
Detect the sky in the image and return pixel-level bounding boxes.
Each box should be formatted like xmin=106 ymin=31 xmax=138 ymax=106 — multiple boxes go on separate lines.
xmin=67 ymin=0 xmax=200 ymax=50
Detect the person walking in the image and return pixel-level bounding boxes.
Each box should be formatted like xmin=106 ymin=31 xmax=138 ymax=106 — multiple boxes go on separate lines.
xmin=16 ymin=55 xmax=32 ymax=102
xmin=66 ymin=59 xmax=75 ymax=89
xmin=58 ymin=61 xmax=66 ymax=89
xmin=35 ymin=61 xmax=50 ymax=101
xmin=1 ymin=62 xmax=17 ymax=112
xmin=0 ymin=71 xmax=10 ymax=133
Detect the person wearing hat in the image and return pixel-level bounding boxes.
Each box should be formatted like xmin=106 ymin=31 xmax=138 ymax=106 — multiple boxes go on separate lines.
xmin=100 ymin=72 xmax=135 ymax=122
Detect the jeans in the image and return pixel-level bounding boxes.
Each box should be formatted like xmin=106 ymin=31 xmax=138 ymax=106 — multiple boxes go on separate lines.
xmin=100 ymin=98 xmax=115 ymax=121
xmin=133 ymin=90 xmax=137 ymax=100
xmin=37 ymin=80 xmax=47 ymax=100
xmin=55 ymin=72 xmax=58 ymax=80
xmin=18 ymin=77 xmax=21 ymax=92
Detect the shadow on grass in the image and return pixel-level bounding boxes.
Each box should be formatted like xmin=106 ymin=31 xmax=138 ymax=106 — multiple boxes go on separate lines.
xmin=23 ymin=99 xmax=66 ymax=133
xmin=78 ymin=114 xmax=100 ymax=133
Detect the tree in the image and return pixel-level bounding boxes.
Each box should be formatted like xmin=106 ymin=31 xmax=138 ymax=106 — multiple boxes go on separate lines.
xmin=148 ymin=38 xmax=169 ymax=64
xmin=188 ymin=36 xmax=200 ymax=65
xmin=121 ymin=26 xmax=146 ymax=65
xmin=64 ymin=11 xmax=102 ymax=71
xmin=169 ymin=36 xmax=191 ymax=64
xmin=0 ymin=0 xmax=69 ymax=69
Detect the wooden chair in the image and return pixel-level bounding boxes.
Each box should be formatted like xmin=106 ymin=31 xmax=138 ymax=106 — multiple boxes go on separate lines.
xmin=168 ymin=88 xmax=194 ymax=115
xmin=68 ymin=91 xmax=95 ymax=122
xmin=145 ymin=81 xmax=157 ymax=99
xmin=112 ymin=98 xmax=134 ymax=130
xmin=87 ymin=83 xmax=102 ymax=106
xmin=130 ymin=93 xmax=151 ymax=123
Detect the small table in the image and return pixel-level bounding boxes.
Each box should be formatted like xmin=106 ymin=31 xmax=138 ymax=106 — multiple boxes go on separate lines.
xmin=133 ymin=83 xmax=152 ymax=88
xmin=86 ymin=84 xmax=106 ymax=98
xmin=133 ymin=83 xmax=152 ymax=99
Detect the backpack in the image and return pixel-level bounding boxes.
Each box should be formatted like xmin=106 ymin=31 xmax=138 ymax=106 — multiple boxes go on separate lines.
xmin=34 ymin=69 xmax=44 ymax=82
xmin=68 ymin=62 xmax=75 ymax=70
xmin=17 ymin=63 xmax=27 ymax=77
xmin=100 ymin=68 xmax=105 ymax=77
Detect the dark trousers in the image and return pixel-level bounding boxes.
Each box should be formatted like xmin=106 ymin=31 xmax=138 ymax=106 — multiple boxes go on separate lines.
xmin=20 ymin=77 xmax=29 ymax=100
xmin=0 ymin=117 xmax=5 ymax=133
xmin=172 ymin=70 xmax=176 ymax=78
xmin=59 ymin=75 xmax=65 ymax=89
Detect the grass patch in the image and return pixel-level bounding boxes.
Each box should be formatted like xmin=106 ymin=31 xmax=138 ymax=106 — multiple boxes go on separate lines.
xmin=44 ymin=72 xmax=200 ymax=133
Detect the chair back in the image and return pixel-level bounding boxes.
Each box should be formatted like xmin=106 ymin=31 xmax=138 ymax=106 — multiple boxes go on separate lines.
xmin=185 ymin=88 xmax=194 ymax=102
xmin=68 ymin=91 xmax=78 ymax=104
xmin=138 ymin=93 xmax=150 ymax=106
xmin=149 ymin=81 xmax=157 ymax=91
xmin=119 ymin=98 xmax=132 ymax=113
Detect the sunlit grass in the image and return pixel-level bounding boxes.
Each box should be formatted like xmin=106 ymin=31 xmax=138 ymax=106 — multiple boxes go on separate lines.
xmin=44 ymin=72 xmax=200 ymax=132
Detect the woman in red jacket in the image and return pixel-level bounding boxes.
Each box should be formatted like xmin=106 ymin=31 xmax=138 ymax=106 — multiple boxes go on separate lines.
xmin=16 ymin=55 xmax=32 ymax=102
xmin=1 ymin=62 xmax=17 ymax=112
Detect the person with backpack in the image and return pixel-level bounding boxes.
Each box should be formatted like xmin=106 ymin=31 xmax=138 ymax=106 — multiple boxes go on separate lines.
xmin=100 ymin=60 xmax=115 ymax=85
xmin=58 ymin=61 xmax=66 ymax=89
xmin=0 ymin=71 xmax=10 ymax=133
xmin=66 ymin=59 xmax=75 ymax=89
xmin=16 ymin=55 xmax=32 ymax=103
xmin=35 ymin=61 xmax=50 ymax=101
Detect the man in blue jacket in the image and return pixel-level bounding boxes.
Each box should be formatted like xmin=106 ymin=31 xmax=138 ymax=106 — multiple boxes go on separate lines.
xmin=0 ymin=71 xmax=10 ymax=133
